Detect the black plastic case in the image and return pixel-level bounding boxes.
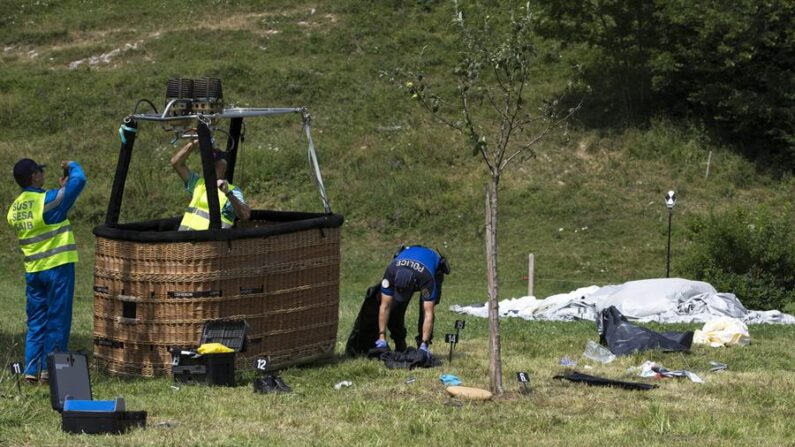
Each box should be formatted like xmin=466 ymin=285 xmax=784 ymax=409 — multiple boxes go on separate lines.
xmin=200 ymin=319 xmax=248 ymax=351
xmin=171 ymin=319 xmax=247 ymax=386
xmin=47 ymin=352 xmax=147 ymax=434
xmin=47 ymin=352 xmax=92 ymax=412
xmin=62 ymin=410 xmax=147 ymax=434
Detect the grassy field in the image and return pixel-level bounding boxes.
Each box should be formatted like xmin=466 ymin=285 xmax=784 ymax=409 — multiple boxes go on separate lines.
xmin=1 ymin=1 xmax=794 ymax=445
xmin=2 ymin=295 xmax=794 ymax=446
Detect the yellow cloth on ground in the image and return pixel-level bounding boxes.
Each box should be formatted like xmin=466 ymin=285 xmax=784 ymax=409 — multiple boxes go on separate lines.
xmin=197 ymin=343 xmax=235 ymax=354
xmin=693 ymin=317 xmax=751 ymax=347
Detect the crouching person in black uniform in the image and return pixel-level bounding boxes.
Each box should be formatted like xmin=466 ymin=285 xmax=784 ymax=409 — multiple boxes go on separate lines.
xmin=376 ymin=245 xmax=450 ymax=353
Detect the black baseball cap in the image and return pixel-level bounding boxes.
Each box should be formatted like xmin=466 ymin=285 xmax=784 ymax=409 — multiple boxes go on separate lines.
xmin=13 ymin=158 xmax=46 ymax=188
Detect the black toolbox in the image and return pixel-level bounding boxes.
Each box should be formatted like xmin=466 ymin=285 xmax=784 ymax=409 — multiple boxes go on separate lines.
xmin=47 ymin=352 xmax=146 ymax=434
xmin=171 ymin=319 xmax=248 ymax=386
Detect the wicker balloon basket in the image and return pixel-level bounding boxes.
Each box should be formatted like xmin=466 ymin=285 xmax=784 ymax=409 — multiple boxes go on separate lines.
xmin=98 ymin=90 xmax=340 ymax=377
xmin=92 ymin=211 xmax=343 ymax=377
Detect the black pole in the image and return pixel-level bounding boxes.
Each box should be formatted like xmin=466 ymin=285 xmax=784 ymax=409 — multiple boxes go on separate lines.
xmin=105 ymin=120 xmax=138 ymax=225
xmin=454 ymin=326 xmax=460 ymax=358
xmin=197 ymin=122 xmax=221 ymax=230
xmin=666 ymin=208 xmax=673 ymax=278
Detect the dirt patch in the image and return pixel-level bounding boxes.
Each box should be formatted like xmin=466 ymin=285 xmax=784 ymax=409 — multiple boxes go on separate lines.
xmin=7 ymin=7 xmax=339 ymax=70
xmin=68 ymin=40 xmax=144 ymax=70
xmin=574 ymin=136 xmax=597 ymax=161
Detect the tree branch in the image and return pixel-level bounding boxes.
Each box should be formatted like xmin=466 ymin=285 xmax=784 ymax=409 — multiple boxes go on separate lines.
xmin=500 ymin=97 xmax=582 ymax=170
xmin=495 ymin=66 xmax=527 ymax=171
xmin=461 ymin=91 xmax=495 ymax=175
xmin=414 ymin=90 xmax=464 ymax=132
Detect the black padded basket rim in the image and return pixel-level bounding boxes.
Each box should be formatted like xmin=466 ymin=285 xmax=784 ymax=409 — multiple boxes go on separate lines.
xmin=93 ymin=209 xmax=343 ymax=243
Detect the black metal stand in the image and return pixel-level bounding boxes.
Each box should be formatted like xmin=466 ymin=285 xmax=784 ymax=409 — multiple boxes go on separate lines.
xmin=666 ymin=208 xmax=673 ymax=278
xmin=445 ymin=332 xmax=458 ymax=365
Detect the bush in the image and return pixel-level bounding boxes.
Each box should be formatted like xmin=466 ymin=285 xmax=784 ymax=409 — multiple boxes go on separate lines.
xmin=536 ymin=0 xmax=795 ymax=170
xmin=681 ymin=206 xmax=795 ymax=310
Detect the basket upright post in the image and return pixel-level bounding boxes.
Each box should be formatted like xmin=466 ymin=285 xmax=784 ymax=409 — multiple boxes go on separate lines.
xmin=225 ymin=117 xmax=243 ymax=183
xmin=197 ymin=121 xmax=222 ymax=230
xmin=105 ymin=119 xmax=138 ymax=225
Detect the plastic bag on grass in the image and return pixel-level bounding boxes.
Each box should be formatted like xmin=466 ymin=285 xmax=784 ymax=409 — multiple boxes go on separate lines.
xmin=583 ymin=340 xmax=616 ymax=364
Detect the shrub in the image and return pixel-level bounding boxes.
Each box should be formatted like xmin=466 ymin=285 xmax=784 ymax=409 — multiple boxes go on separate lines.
xmin=681 ymin=206 xmax=795 ymax=310
xmin=536 ymin=0 xmax=795 ymax=170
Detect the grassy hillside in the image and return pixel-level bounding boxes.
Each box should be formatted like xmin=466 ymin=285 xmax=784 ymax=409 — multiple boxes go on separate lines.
xmin=1 ymin=2 xmax=793 ymax=446
xmin=2 ymin=0 xmax=792 ymax=300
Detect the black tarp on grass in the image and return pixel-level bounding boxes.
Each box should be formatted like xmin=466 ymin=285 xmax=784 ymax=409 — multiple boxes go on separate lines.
xmin=598 ymin=306 xmax=693 ymax=356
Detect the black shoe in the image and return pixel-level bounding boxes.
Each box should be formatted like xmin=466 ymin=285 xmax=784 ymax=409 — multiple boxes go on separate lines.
xmin=253 ymin=376 xmax=279 ymax=394
xmin=270 ymin=375 xmax=292 ymax=393
xmin=253 ymin=374 xmax=291 ymax=394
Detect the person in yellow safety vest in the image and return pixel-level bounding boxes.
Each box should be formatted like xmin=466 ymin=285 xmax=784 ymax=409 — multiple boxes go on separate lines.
xmin=170 ymin=139 xmax=251 ymax=230
xmin=6 ymin=159 xmax=86 ymax=383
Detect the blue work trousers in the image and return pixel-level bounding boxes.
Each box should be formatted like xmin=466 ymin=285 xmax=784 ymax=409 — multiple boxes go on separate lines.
xmin=24 ymin=262 xmax=75 ymax=376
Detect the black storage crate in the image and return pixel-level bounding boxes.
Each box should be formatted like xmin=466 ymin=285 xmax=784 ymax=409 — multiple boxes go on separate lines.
xmin=171 ymin=319 xmax=247 ymax=386
xmin=62 ymin=410 xmax=147 ymax=434
xmin=172 ymin=352 xmax=235 ymax=386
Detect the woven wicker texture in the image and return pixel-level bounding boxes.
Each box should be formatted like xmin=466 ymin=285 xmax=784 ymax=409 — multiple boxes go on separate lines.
xmin=93 ymin=226 xmax=340 ymax=377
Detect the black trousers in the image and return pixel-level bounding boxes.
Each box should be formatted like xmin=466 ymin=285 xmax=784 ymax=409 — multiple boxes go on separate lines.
xmin=344 ymin=284 xmax=436 ymax=356
xmin=387 ymin=297 xmax=434 ymax=351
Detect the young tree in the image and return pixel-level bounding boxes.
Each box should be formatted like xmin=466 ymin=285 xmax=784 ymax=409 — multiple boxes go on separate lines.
xmin=403 ymin=2 xmax=580 ymax=394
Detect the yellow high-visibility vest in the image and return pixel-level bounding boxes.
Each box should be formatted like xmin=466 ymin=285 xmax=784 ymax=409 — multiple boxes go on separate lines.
xmin=7 ymin=190 xmax=78 ymax=273
xmin=179 ymin=179 xmax=238 ymax=231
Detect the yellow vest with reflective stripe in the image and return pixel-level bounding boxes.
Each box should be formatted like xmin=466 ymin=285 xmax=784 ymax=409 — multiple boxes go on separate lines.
xmin=179 ymin=179 xmax=237 ymax=231
xmin=7 ymin=190 xmax=78 ymax=273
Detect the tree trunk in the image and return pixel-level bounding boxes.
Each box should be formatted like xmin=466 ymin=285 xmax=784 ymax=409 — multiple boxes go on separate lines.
xmin=485 ymin=174 xmax=503 ymax=395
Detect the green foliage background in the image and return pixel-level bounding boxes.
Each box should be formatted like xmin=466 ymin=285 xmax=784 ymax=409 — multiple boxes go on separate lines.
xmin=537 ymin=0 xmax=795 ymax=170
xmin=682 ymin=206 xmax=795 ymax=310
